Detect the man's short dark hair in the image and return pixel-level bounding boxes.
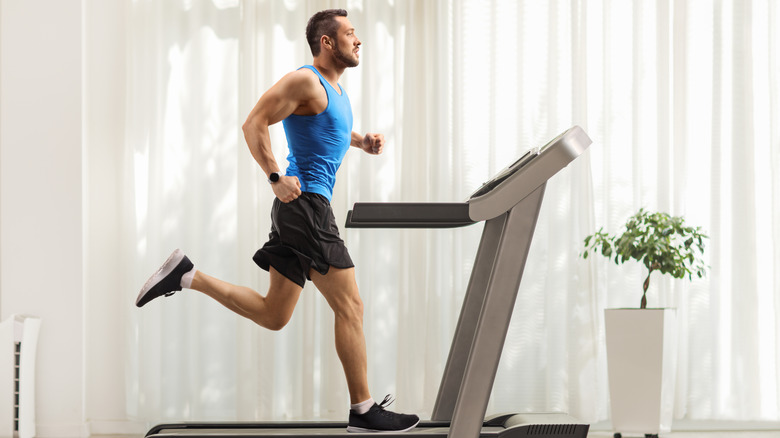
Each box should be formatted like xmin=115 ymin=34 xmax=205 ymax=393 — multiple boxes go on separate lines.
xmin=306 ymin=9 xmax=348 ymax=57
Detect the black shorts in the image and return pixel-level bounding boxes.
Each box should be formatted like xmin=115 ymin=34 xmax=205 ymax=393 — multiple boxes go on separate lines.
xmin=253 ymin=192 xmax=354 ymax=287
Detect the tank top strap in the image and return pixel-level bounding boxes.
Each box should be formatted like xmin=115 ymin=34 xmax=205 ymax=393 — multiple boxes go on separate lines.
xmin=299 ymin=65 xmax=343 ymax=95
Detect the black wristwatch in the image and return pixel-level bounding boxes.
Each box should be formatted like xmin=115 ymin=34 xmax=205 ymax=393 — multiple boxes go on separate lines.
xmin=268 ymin=172 xmax=281 ymax=184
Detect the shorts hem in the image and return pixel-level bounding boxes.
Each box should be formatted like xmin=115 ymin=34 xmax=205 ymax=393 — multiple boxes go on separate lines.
xmin=314 ymin=261 xmax=356 ymax=277
xmin=253 ymin=248 xmax=355 ymax=288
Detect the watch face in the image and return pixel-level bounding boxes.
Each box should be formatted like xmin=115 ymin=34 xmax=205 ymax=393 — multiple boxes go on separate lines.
xmin=269 ymin=172 xmax=280 ymax=183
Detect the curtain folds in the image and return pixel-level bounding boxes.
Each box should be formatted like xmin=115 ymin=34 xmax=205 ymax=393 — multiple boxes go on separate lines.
xmin=124 ymin=0 xmax=780 ymax=425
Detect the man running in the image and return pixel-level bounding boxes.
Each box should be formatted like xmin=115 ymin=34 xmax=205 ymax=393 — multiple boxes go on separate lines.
xmin=136 ymin=9 xmax=419 ymax=434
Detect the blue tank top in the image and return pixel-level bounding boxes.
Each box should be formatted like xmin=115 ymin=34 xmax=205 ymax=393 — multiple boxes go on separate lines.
xmin=282 ymin=65 xmax=353 ymax=201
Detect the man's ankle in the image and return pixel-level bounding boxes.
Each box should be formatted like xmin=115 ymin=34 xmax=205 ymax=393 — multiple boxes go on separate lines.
xmin=350 ymin=398 xmax=374 ymax=415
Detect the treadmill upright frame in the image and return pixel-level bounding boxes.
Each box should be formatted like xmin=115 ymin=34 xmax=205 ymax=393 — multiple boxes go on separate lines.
xmin=432 ymin=184 xmax=547 ymax=438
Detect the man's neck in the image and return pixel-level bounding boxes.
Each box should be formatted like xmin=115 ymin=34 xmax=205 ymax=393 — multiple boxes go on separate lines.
xmin=312 ymin=58 xmax=345 ymax=86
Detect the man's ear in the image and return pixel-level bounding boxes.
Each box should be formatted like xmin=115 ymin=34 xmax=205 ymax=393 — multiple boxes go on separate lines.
xmin=321 ymin=35 xmax=332 ymax=51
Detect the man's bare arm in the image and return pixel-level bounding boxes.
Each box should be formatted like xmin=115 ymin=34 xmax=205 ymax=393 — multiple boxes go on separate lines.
xmin=242 ymin=70 xmax=320 ymax=202
xmin=351 ymin=131 xmax=385 ymax=155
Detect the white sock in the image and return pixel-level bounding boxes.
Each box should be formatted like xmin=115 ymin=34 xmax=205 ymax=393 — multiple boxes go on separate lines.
xmin=180 ymin=266 xmax=196 ymax=289
xmin=351 ymin=398 xmax=374 ymax=415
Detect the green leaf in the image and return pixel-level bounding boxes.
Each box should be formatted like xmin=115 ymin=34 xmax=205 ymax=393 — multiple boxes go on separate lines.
xmin=578 ymin=208 xmax=709 ymax=306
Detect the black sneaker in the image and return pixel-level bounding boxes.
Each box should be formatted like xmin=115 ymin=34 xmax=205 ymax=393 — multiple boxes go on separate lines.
xmin=347 ymin=395 xmax=420 ymax=433
xmin=135 ymin=249 xmax=194 ymax=307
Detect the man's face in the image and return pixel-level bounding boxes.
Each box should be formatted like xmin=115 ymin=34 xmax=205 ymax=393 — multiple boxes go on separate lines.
xmin=330 ymin=16 xmax=361 ymax=68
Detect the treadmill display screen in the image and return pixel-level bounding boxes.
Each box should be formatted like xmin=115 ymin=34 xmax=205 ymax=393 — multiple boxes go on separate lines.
xmin=468 ymin=147 xmax=540 ymax=199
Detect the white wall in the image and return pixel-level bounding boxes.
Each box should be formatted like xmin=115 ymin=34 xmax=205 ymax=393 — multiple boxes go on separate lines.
xmin=0 ymin=0 xmax=130 ymax=436
xmin=83 ymin=1 xmax=134 ymax=435
xmin=0 ymin=0 xmax=85 ymax=436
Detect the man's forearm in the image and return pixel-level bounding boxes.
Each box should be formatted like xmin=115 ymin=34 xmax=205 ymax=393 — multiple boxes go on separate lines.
xmin=244 ymin=122 xmax=280 ymax=177
xmin=350 ymin=131 xmax=363 ymax=147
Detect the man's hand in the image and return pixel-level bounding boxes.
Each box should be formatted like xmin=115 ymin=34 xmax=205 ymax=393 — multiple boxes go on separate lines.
xmin=359 ymin=133 xmax=385 ymax=155
xmin=272 ymin=175 xmax=302 ymax=203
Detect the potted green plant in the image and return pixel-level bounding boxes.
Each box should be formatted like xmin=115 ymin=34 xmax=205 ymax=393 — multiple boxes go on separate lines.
xmin=581 ymin=208 xmax=708 ymax=438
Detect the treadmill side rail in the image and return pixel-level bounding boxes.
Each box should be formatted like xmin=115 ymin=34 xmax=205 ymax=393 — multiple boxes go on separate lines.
xmin=143 ymin=418 xmax=588 ymax=438
xmin=496 ymin=413 xmax=590 ymax=438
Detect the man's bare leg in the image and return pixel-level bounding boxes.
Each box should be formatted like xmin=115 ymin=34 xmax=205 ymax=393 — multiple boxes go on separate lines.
xmin=191 ymin=266 xmax=303 ymax=331
xmin=310 ymin=267 xmax=370 ymax=404
xmin=136 ymin=251 xmax=419 ymax=431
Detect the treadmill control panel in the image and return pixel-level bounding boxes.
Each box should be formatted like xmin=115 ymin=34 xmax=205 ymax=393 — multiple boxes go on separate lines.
xmin=468 ymin=147 xmax=540 ymax=199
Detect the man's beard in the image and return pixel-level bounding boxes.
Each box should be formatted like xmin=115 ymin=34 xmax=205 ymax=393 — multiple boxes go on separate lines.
xmin=334 ymin=46 xmax=359 ymax=68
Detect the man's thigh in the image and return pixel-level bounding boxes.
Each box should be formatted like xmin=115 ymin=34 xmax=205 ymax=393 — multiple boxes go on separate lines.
xmin=310 ymin=267 xmax=361 ymax=311
xmin=265 ymin=266 xmax=305 ymax=317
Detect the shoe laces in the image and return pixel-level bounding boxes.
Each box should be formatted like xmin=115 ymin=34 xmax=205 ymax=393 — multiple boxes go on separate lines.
xmin=377 ymin=394 xmax=395 ymax=410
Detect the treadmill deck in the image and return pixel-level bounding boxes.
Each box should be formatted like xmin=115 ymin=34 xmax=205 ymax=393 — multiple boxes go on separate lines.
xmin=147 ymin=422 xmax=503 ymax=437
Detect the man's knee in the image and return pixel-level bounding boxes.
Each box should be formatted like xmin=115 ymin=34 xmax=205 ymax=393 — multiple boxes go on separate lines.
xmin=262 ymin=312 xmax=293 ymax=331
xmin=256 ymin=299 xmax=295 ymax=330
xmin=259 ymin=280 xmax=302 ymax=331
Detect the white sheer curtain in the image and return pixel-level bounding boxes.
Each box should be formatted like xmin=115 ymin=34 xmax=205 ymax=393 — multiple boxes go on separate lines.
xmin=123 ymin=0 xmax=780 ymax=426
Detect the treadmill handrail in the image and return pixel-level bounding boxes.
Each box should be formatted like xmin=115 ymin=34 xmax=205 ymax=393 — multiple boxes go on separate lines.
xmin=345 ymin=202 xmax=474 ymax=229
xmin=344 ymin=126 xmax=592 ymax=228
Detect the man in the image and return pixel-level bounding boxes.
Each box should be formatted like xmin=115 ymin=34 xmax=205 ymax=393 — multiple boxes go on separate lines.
xmin=135 ymin=9 xmax=419 ymax=434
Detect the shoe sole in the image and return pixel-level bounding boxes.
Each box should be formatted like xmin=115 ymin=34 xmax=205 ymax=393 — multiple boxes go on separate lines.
xmin=346 ymin=419 xmax=420 ymax=433
xmin=135 ymin=249 xmax=186 ymax=307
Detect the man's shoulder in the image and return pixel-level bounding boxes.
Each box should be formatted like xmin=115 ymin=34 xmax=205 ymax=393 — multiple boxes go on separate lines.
xmin=277 ymin=67 xmax=321 ymax=98
xmin=283 ymin=67 xmax=320 ymax=87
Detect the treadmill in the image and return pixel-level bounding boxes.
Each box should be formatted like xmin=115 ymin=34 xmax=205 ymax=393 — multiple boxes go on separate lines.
xmin=143 ymin=126 xmax=593 ymax=438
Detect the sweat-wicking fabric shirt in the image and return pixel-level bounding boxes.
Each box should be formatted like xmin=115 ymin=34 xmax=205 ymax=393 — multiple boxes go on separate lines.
xmin=282 ymin=65 xmax=353 ymax=202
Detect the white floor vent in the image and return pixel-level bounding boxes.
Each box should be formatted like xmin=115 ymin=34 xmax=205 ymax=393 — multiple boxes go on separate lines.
xmin=0 ymin=315 xmax=40 ymax=438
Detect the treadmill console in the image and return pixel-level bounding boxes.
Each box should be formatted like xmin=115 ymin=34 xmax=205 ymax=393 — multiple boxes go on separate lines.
xmin=469 ymin=148 xmax=540 ymax=199
xmin=465 ymin=126 xmax=592 ymax=221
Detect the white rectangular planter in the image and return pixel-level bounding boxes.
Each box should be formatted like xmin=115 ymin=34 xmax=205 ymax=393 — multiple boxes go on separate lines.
xmin=605 ymin=308 xmax=677 ymax=436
